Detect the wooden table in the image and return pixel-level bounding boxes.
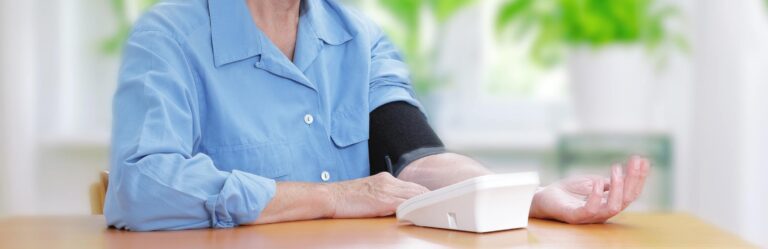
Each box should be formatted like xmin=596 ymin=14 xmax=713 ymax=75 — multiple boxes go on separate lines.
xmin=0 ymin=213 xmax=755 ymax=249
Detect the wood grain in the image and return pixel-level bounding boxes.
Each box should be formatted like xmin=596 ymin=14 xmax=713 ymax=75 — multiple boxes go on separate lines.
xmin=0 ymin=213 xmax=755 ymax=249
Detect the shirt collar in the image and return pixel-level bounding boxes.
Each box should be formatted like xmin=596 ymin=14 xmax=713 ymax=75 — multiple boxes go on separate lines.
xmin=208 ymin=0 xmax=353 ymax=67
xmin=302 ymin=0 xmax=353 ymax=46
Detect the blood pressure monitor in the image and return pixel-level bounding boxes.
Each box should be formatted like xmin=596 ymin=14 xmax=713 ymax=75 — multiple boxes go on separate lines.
xmin=396 ymin=172 xmax=539 ymax=233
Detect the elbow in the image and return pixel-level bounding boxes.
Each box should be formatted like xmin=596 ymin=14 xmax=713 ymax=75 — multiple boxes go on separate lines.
xmin=104 ymin=167 xmax=211 ymax=231
xmin=104 ymin=187 xmax=159 ymax=231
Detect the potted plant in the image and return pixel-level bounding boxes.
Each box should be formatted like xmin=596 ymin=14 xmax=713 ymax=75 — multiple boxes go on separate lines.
xmin=374 ymin=0 xmax=477 ymax=99
xmin=496 ymin=0 xmax=684 ymax=132
xmin=106 ymin=0 xmax=476 ymax=103
xmin=103 ymin=0 xmax=158 ymax=54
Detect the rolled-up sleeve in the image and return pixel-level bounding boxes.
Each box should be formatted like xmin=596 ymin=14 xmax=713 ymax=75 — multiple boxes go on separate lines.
xmin=104 ymin=31 xmax=276 ymax=231
xmin=366 ymin=23 xmax=425 ymax=113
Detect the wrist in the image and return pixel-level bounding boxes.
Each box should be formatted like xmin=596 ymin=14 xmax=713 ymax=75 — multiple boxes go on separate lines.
xmin=528 ymin=186 xmax=547 ymax=218
xmin=322 ymin=183 xmax=339 ymax=219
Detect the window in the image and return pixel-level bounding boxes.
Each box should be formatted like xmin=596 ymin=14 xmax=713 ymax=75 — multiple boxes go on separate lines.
xmin=353 ymin=0 xmax=569 ymax=150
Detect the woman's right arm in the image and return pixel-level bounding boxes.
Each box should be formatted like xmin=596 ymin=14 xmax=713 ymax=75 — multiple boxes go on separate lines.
xmin=108 ymin=31 xmax=426 ymax=231
xmin=107 ymin=30 xmax=280 ymax=231
xmin=253 ymin=173 xmax=427 ymax=224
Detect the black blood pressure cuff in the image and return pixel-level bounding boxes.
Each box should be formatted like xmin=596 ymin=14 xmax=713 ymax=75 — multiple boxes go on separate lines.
xmin=368 ymin=101 xmax=446 ymax=177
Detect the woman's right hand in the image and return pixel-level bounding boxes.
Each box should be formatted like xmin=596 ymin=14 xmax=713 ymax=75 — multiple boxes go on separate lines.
xmin=328 ymin=172 xmax=430 ymax=218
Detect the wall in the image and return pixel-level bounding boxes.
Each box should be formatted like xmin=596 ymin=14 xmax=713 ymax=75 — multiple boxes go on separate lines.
xmin=689 ymin=0 xmax=768 ymax=246
xmin=0 ymin=0 xmax=41 ymax=216
xmin=0 ymin=0 xmax=115 ymax=216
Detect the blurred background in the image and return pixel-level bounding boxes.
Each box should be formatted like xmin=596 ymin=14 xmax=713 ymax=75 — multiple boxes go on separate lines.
xmin=0 ymin=0 xmax=766 ymax=246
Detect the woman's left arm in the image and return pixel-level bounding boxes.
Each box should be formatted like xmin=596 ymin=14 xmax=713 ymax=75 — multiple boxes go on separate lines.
xmin=396 ymin=153 xmax=491 ymax=190
xmin=398 ymin=153 xmax=651 ymax=224
xmin=357 ymin=5 xmax=650 ymax=224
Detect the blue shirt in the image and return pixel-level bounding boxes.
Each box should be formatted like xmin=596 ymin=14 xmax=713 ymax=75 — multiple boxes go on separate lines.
xmin=105 ymin=0 xmax=423 ymax=231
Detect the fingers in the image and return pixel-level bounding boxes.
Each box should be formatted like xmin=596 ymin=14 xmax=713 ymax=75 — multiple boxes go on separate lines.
xmin=591 ymin=164 xmax=625 ymax=222
xmin=387 ymin=176 xmax=430 ymax=200
xmin=607 ymin=165 xmax=625 ymax=213
xmin=563 ymin=175 xmax=607 ymax=196
xmin=588 ymin=179 xmax=605 ymax=209
xmin=394 ymin=183 xmax=429 ymax=199
xmin=622 ymin=156 xmax=650 ymax=208
xmin=412 ymin=184 xmax=430 ymax=195
xmin=571 ymin=179 xmax=604 ymax=223
xmin=561 ymin=157 xmax=650 ymax=224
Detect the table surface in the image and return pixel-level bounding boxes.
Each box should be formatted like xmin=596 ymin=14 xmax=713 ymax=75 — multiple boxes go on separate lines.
xmin=0 ymin=213 xmax=755 ymax=249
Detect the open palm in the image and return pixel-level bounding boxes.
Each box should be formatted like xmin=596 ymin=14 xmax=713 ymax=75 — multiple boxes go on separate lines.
xmin=529 ymin=156 xmax=650 ymax=224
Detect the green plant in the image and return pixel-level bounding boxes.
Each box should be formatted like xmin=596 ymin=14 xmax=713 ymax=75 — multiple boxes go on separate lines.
xmin=376 ymin=0 xmax=476 ymax=93
xmin=103 ymin=0 xmax=477 ymax=94
xmin=496 ymin=0 xmax=682 ymax=67
xmin=103 ymin=0 xmax=158 ymax=54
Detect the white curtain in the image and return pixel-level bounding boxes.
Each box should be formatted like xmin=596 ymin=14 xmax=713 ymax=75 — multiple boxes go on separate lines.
xmin=0 ymin=0 xmax=40 ymax=215
xmin=687 ymin=0 xmax=768 ymax=246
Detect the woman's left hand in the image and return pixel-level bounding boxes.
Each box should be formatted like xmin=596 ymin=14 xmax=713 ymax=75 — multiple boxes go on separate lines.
xmin=529 ymin=156 xmax=651 ymax=224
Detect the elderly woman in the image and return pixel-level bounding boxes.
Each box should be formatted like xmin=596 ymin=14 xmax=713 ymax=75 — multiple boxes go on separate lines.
xmin=106 ymin=0 xmax=650 ymax=231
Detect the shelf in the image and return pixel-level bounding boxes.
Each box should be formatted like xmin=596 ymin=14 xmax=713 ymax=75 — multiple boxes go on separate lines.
xmin=438 ymin=129 xmax=557 ymax=152
xmin=41 ymin=133 xmax=110 ymax=151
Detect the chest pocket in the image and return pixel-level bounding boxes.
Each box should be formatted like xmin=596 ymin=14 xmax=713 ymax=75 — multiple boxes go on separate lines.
xmin=205 ymin=141 xmax=294 ymax=180
xmin=330 ymin=108 xmax=369 ymax=148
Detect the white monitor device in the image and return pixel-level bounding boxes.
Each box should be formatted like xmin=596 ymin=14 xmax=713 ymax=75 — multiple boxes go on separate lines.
xmin=396 ymin=172 xmax=540 ymax=233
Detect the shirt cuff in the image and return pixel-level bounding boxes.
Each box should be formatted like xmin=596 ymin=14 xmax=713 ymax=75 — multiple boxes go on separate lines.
xmin=204 ymin=170 xmax=276 ymax=228
xmin=369 ymin=83 xmax=425 ymax=115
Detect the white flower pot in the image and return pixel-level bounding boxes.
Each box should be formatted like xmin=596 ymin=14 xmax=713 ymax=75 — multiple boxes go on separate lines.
xmin=568 ymin=45 xmax=656 ymax=132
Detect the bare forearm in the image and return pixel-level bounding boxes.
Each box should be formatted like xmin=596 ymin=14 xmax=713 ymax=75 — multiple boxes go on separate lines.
xmin=397 ymin=152 xmax=493 ymax=190
xmin=251 ymin=172 xmax=429 ymax=224
xmin=251 ymin=182 xmax=334 ymax=224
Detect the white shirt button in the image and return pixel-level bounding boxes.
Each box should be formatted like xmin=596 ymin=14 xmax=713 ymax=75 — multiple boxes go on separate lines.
xmin=304 ymin=114 xmax=314 ymax=125
xmin=320 ymin=171 xmax=330 ymax=182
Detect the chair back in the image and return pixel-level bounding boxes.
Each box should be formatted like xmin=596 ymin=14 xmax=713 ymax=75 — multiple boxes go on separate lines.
xmin=89 ymin=171 xmax=109 ymax=214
